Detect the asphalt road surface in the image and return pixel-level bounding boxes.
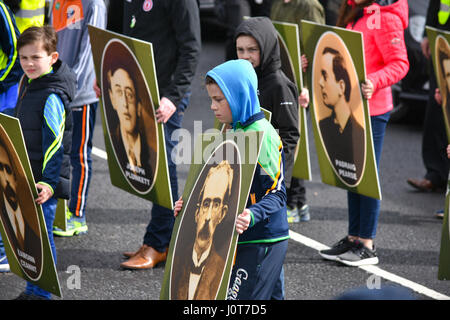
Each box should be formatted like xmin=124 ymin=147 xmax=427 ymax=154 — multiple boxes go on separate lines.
xmin=1 ymin=27 xmax=449 ymax=302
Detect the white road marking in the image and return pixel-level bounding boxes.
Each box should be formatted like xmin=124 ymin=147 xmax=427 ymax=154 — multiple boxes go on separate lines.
xmin=91 ymin=147 xmax=450 ymax=300
xmin=289 ymin=230 xmax=450 ymax=300
xmin=92 ymin=146 xmax=107 ymax=160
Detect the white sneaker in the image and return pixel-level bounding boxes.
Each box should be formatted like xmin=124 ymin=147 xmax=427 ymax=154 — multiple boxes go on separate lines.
xmin=0 ymin=255 xmax=10 ymax=273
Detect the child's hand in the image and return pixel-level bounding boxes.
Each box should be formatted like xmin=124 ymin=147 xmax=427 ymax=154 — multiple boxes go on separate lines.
xmin=35 ymin=183 xmax=53 ymax=205
xmin=235 ymin=209 xmax=251 ymax=234
xmin=173 ymin=197 xmax=183 ymax=217
xmin=361 ymin=79 xmax=374 ymax=100
xmin=156 ymin=97 xmax=177 ymax=123
xmin=301 ymin=54 xmax=308 ymax=73
xmin=447 ymin=144 xmax=450 ymax=159
xmin=299 ymin=88 xmax=309 ymax=108
xmin=435 ymin=88 xmax=442 ymax=105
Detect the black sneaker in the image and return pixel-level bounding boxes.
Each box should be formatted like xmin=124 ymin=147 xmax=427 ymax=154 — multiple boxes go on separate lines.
xmin=337 ymin=241 xmax=379 ymax=266
xmin=319 ymin=237 xmax=356 ymax=261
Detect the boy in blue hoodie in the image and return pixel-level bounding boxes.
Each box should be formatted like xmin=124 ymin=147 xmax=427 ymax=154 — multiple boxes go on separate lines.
xmin=174 ymin=59 xmax=289 ymax=300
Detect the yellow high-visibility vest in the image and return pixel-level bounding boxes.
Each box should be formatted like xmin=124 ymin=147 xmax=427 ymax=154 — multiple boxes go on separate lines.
xmin=439 ymin=0 xmax=450 ymax=25
xmin=15 ymin=0 xmax=45 ymax=33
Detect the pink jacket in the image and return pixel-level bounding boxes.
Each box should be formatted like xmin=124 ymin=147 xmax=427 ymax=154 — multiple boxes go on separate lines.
xmin=347 ymin=0 xmax=410 ymax=116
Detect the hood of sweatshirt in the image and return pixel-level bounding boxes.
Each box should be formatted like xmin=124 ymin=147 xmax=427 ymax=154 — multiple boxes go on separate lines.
xmin=235 ymin=16 xmax=281 ymax=78
xmin=206 ymin=59 xmax=261 ymax=129
xmin=366 ymin=0 xmax=408 ymax=30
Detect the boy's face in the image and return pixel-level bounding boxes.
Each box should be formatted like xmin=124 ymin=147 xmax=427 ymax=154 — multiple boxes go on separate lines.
xmin=19 ymin=41 xmax=58 ymax=80
xmin=206 ymin=83 xmax=233 ymax=124
xmin=236 ymin=35 xmax=261 ymax=68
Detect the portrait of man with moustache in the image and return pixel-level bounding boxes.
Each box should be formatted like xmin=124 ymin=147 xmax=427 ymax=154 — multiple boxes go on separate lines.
xmin=0 ymin=133 xmax=42 ymax=279
xmin=171 ymin=159 xmax=239 ymax=300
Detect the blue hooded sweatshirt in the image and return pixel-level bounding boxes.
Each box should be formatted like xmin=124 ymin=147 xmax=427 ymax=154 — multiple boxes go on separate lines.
xmin=206 ymin=59 xmax=290 ymax=244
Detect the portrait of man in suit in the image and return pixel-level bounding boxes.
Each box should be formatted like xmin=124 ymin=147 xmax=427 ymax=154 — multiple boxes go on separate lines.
xmin=0 ymin=131 xmax=42 ymax=280
xmin=436 ymin=36 xmax=450 ymax=135
xmin=102 ymin=40 xmax=158 ymax=193
xmin=316 ymin=46 xmax=365 ymax=186
xmin=171 ymin=157 xmax=240 ymax=300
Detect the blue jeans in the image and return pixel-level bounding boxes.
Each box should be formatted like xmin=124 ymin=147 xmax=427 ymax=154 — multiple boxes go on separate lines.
xmin=347 ymin=112 xmax=390 ymax=239
xmin=25 ymin=197 xmax=58 ymax=299
xmin=143 ymin=94 xmax=189 ymax=252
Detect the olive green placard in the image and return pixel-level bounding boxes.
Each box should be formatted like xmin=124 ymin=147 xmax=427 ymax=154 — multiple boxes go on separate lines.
xmin=273 ymin=20 xmax=311 ymax=181
xmin=426 ymin=26 xmax=450 ymax=143
xmin=88 ymin=25 xmax=173 ymax=209
xmin=438 ymin=175 xmax=450 ymax=280
xmin=301 ymin=21 xmax=381 ymax=199
xmin=0 ymin=113 xmax=62 ymax=297
xmin=160 ymin=131 xmax=264 ymax=300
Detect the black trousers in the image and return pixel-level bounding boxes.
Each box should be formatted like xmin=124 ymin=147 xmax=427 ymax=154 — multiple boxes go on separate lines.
xmin=287 ymin=177 xmax=306 ymax=208
xmin=422 ymin=61 xmax=449 ymax=188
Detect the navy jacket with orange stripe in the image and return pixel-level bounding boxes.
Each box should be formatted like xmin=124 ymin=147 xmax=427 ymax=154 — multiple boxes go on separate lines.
xmin=206 ymin=59 xmax=289 ymax=244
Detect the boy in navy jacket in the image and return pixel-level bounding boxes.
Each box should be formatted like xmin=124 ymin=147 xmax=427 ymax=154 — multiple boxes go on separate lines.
xmin=14 ymin=25 xmax=75 ymax=300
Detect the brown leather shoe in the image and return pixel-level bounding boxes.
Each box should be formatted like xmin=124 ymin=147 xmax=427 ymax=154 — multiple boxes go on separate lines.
xmin=122 ymin=246 xmax=143 ymax=259
xmin=407 ymin=178 xmax=440 ymax=192
xmin=120 ymin=245 xmax=167 ymax=270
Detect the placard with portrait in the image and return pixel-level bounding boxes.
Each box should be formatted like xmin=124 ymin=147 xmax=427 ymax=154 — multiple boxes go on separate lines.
xmin=438 ymin=174 xmax=450 ymax=280
xmin=0 ymin=113 xmax=61 ymax=297
xmin=160 ymin=131 xmax=264 ymax=300
xmin=301 ymin=21 xmax=381 ymax=199
xmin=88 ymin=26 xmax=172 ymax=209
xmin=272 ymin=20 xmax=311 ymax=181
xmin=426 ymin=26 xmax=450 ymax=143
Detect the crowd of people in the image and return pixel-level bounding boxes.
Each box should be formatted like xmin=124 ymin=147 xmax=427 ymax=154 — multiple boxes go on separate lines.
xmin=0 ymin=0 xmax=448 ymax=300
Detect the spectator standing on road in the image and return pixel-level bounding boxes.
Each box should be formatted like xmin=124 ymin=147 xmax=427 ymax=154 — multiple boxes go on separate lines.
xmin=270 ymin=0 xmax=326 ymax=223
xmin=0 ymin=0 xmax=23 ymax=274
xmin=175 ymin=59 xmax=289 ymax=300
xmin=120 ymin=0 xmax=201 ymax=270
xmin=13 ymin=25 xmax=76 ymax=299
xmin=318 ymin=0 xmax=409 ymax=266
xmin=407 ymin=0 xmax=450 ymax=197
xmin=50 ymin=0 xmax=107 ymax=237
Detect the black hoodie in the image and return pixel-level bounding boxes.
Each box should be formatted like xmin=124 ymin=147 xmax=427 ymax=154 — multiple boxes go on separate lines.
xmin=14 ymin=60 xmax=76 ymax=199
xmin=235 ymin=17 xmax=300 ymax=187
xmin=123 ymin=0 xmax=201 ymax=108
